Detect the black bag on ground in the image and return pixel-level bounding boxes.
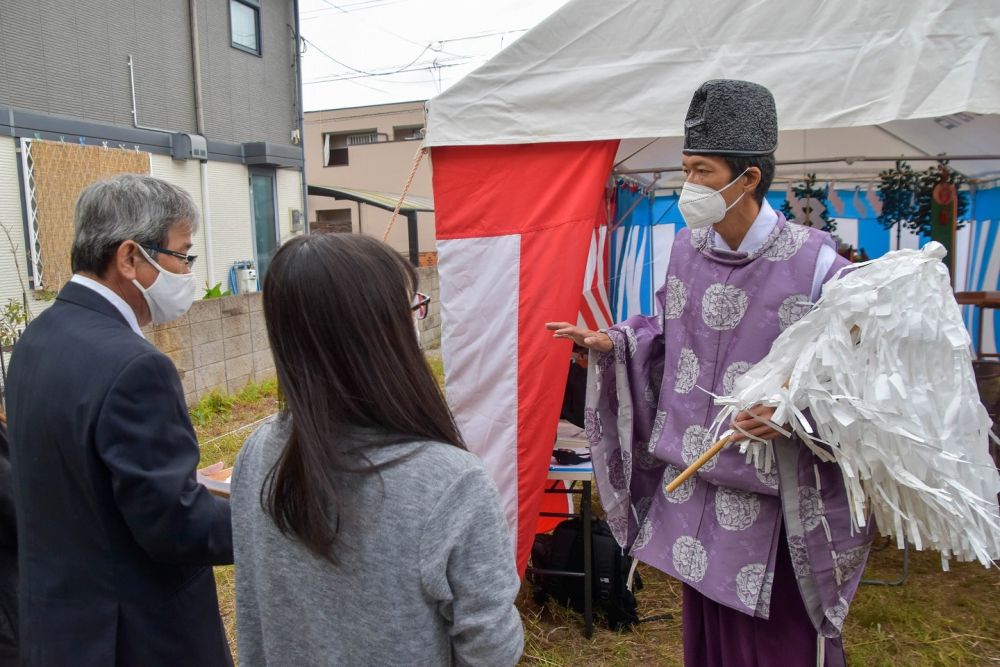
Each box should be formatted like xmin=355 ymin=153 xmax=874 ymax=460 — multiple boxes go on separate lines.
xmin=529 ymin=518 xmax=642 ymax=631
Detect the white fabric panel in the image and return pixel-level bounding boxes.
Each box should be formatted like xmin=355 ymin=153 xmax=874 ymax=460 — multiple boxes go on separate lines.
xmin=438 ymin=235 xmax=521 ymax=538
xmin=980 ymin=226 xmax=1000 ymax=356
xmin=626 ymin=229 xmax=643 ymax=314
xmin=954 ymin=222 xmax=972 ymax=291
xmin=967 ymin=219 xmax=990 ymax=292
xmin=650 ymin=224 xmax=675 ymax=314
xmin=891 ymin=226 xmax=923 ymax=251
xmin=426 ymin=0 xmax=999 ymax=152
xmin=833 ymin=218 xmax=859 ymax=251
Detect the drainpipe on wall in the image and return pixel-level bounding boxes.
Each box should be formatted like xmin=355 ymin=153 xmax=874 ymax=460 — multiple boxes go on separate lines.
xmin=129 ymin=49 xmax=216 ymax=287
xmin=189 ymin=0 xmax=216 ymax=287
xmin=128 ymin=55 xmax=175 ymax=135
xmin=292 ymin=0 xmax=310 ymax=232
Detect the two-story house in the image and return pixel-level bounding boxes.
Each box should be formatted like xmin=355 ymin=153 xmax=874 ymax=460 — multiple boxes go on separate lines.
xmin=304 ymin=100 xmax=435 ymax=265
xmin=0 ymin=0 xmax=308 ymax=315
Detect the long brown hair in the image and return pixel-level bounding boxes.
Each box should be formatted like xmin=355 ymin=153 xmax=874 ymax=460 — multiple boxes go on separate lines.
xmin=261 ymin=233 xmax=463 ymax=561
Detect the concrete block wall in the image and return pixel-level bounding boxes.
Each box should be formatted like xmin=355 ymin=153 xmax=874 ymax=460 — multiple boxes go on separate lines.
xmin=150 ymin=265 xmax=439 ymax=404
xmin=416 ymin=265 xmax=441 ymax=350
xmin=147 ymin=292 xmax=274 ymax=405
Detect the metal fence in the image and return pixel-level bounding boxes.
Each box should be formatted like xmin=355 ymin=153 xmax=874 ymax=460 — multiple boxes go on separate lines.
xmin=0 ymin=346 xmax=9 ymax=412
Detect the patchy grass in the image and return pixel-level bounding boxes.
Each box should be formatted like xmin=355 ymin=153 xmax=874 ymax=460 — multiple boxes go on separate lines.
xmin=202 ymin=363 xmax=1000 ymax=665
xmin=426 ymin=351 xmax=445 ymax=387
xmin=843 ymin=541 xmax=1000 ymax=666
xmin=520 ymin=544 xmax=1000 ymax=666
xmin=195 ymin=377 xmax=279 ymax=469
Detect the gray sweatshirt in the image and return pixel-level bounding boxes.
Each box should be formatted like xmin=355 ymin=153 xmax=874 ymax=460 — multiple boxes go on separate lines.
xmin=231 ymin=417 xmax=524 ymax=667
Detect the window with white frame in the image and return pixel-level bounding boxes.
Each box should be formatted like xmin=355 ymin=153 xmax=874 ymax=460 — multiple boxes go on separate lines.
xmin=230 ymin=0 xmax=261 ymax=55
xmin=322 ymin=130 xmax=381 ymax=167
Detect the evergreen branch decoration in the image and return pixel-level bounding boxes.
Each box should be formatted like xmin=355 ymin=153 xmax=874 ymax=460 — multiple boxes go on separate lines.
xmin=781 ymin=173 xmax=837 ymax=233
xmin=877 ymin=160 xmax=969 ymax=238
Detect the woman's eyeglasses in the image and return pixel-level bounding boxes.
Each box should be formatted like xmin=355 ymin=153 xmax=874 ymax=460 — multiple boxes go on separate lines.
xmin=411 ymin=292 xmax=431 ymax=320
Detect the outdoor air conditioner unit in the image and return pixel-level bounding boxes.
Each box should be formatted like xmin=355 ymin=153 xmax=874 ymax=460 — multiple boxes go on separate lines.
xmin=171 ymin=133 xmax=208 ymax=162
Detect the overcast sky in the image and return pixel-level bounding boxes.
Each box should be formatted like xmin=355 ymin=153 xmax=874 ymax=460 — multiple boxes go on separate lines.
xmin=299 ymin=0 xmax=571 ymax=111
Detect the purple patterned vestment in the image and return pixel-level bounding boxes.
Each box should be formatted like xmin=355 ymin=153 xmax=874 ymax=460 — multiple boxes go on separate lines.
xmin=587 ymin=215 xmax=874 ymax=641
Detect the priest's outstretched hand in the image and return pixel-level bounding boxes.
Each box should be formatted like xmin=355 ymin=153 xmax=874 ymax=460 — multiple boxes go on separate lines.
xmin=545 ymin=322 xmax=614 ymax=353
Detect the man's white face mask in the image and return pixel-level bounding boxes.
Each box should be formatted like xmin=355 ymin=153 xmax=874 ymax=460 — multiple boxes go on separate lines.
xmin=132 ymin=245 xmax=197 ymax=325
xmin=678 ymin=168 xmax=750 ymax=229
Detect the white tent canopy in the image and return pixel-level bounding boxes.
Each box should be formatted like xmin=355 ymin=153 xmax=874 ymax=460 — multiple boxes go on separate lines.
xmin=426 ymin=0 xmax=1000 ymax=185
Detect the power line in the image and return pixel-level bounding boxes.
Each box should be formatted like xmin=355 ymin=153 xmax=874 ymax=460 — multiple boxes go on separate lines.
xmin=301 ymin=0 xmax=404 ymax=15
xmin=302 ymin=35 xmax=434 ymax=77
xmin=312 ymin=0 xmax=425 ymax=47
xmin=435 ymin=28 xmax=528 ymax=44
xmin=304 ymin=60 xmax=474 ymax=85
xmin=303 ymin=37 xmax=473 ymax=80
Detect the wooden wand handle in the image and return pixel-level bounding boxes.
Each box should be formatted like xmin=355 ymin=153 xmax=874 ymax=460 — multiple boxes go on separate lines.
xmin=665 ymin=434 xmax=732 ymax=493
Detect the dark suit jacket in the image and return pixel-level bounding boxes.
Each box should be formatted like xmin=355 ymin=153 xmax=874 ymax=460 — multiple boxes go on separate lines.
xmin=6 ymin=281 xmax=233 ymax=666
xmin=0 ymin=422 xmax=16 ymax=665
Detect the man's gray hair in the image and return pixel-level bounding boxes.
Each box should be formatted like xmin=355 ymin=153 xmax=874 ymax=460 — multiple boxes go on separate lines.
xmin=71 ymin=174 xmax=200 ymax=276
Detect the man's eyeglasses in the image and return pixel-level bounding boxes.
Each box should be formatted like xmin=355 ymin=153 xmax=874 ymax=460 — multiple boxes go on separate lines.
xmin=411 ymin=292 xmax=430 ymax=320
xmin=141 ymin=245 xmax=198 ymax=268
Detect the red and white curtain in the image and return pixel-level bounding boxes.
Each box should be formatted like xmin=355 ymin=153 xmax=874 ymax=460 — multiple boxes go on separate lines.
xmin=432 ymin=140 xmax=618 ymax=572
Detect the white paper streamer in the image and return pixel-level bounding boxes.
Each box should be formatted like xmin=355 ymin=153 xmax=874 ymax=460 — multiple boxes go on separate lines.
xmin=711 ymin=242 xmax=1000 ymax=568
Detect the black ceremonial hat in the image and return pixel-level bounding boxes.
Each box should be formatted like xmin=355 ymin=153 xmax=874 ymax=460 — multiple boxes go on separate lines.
xmin=683 ymin=80 xmax=778 ymax=157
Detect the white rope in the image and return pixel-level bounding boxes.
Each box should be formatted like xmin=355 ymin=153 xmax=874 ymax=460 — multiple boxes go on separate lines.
xmin=198 ymin=413 xmax=276 ymax=449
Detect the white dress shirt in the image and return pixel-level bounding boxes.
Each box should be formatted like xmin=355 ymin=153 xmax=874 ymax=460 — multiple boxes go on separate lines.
xmin=69 ymin=274 xmax=145 ymax=338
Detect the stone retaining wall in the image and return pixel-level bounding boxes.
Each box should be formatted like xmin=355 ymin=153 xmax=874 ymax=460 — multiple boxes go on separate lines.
xmin=416 ymin=264 xmax=441 ymax=350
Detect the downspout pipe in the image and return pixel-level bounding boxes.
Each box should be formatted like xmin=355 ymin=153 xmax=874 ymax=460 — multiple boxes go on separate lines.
xmin=292 ymin=0 xmax=310 ymax=233
xmin=189 ymin=0 xmax=216 ymax=287
xmin=127 ymin=55 xmax=174 ymax=135
xmin=129 ymin=47 xmax=216 ymax=286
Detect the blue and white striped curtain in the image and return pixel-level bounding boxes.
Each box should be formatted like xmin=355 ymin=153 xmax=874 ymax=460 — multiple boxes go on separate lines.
xmin=609 ymin=185 xmax=1000 ymax=340
xmin=609 ymin=186 xmax=681 ymax=321
xmin=962 ymin=187 xmax=1000 ymax=355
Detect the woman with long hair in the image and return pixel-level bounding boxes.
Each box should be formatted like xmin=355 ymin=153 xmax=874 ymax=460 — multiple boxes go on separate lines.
xmin=230 ymin=234 xmax=523 ymax=666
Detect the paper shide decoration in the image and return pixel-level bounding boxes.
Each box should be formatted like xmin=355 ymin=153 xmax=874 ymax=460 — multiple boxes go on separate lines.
xmin=709 ymin=242 xmax=1000 ymax=569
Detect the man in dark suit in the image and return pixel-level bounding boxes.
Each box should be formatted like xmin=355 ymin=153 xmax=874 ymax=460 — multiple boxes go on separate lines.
xmin=6 ymin=174 xmax=233 ymax=665
xmin=0 ymin=413 xmax=16 ymax=666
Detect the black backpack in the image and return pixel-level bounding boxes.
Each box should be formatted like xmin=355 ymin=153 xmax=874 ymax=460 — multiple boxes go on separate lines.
xmin=528 ymin=517 xmax=642 ymax=631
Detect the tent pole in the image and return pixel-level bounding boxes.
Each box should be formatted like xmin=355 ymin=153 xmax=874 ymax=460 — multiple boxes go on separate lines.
xmin=614 ymin=154 xmax=1000 ymax=176
xmin=407 ymin=210 xmax=419 ymax=267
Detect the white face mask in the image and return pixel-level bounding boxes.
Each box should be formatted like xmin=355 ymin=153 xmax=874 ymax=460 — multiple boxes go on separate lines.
xmin=131 ymin=245 xmax=197 ymax=325
xmin=678 ymin=168 xmax=750 ymax=229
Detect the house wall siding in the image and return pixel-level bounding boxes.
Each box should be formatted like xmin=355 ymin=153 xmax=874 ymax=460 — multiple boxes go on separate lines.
xmin=0 ymin=0 xmax=296 ymax=146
